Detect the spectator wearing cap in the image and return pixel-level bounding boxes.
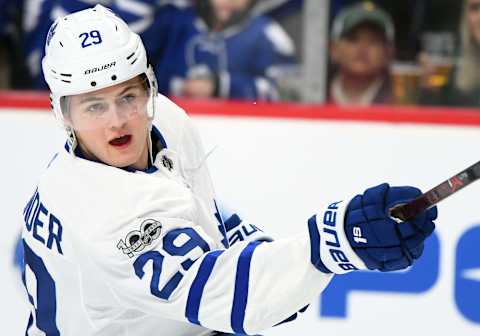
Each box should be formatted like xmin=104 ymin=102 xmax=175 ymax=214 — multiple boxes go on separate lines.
xmin=328 ymin=1 xmax=395 ymax=106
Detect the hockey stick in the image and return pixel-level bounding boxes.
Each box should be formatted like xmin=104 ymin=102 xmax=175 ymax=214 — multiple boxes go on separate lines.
xmin=389 ymin=160 xmax=480 ymax=222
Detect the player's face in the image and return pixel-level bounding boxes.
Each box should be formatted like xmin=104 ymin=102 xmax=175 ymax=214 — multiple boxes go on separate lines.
xmin=210 ymin=0 xmax=251 ymax=24
xmin=66 ymin=76 xmax=151 ymax=170
xmin=331 ymin=24 xmax=391 ymax=77
xmin=467 ymin=0 xmax=480 ymax=45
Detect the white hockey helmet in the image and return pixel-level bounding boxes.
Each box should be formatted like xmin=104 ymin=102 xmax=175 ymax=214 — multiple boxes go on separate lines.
xmin=42 ymin=4 xmax=157 ymax=138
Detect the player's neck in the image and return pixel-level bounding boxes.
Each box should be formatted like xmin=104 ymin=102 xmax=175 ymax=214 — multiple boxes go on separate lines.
xmin=130 ymin=139 xmax=149 ymax=171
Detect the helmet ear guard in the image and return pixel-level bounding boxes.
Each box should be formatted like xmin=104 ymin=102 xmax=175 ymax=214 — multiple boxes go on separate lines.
xmin=145 ymin=64 xmax=158 ymax=120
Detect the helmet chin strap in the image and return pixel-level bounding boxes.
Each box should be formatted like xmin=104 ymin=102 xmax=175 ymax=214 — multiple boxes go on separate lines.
xmin=147 ymin=121 xmax=154 ymax=167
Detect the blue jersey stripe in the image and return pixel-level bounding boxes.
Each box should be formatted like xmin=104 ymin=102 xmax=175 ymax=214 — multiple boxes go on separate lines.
xmin=231 ymin=241 xmax=263 ymax=334
xmin=185 ymin=250 xmax=225 ymax=325
xmin=308 ymin=215 xmax=331 ymax=273
xmin=25 ymin=313 xmax=33 ymax=336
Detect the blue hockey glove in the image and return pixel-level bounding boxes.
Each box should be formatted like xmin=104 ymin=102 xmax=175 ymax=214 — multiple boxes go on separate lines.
xmin=344 ymin=183 xmax=437 ymax=272
xmin=308 ymin=183 xmax=437 ymax=274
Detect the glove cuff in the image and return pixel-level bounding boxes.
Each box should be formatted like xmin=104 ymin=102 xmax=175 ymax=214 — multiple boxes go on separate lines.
xmin=308 ymin=199 xmax=367 ymax=274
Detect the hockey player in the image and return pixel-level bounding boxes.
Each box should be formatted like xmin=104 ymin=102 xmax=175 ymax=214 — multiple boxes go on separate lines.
xmin=21 ymin=5 xmax=437 ymax=336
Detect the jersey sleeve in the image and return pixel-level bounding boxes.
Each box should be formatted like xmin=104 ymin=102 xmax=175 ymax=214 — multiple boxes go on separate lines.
xmin=72 ymin=213 xmax=333 ymax=335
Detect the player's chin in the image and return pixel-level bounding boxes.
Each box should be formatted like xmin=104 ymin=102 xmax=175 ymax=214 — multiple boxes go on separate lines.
xmin=104 ymin=149 xmax=139 ymax=168
xmin=104 ymin=136 xmax=146 ymax=168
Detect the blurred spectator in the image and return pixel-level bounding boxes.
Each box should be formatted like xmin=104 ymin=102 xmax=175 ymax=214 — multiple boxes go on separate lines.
xmin=419 ymin=0 xmax=480 ymax=107
xmin=144 ymin=0 xmax=296 ymax=100
xmin=332 ymin=1 xmax=462 ymax=61
xmin=24 ymin=0 xmax=56 ymax=89
xmin=0 ymin=0 xmax=10 ymax=88
xmin=0 ymin=0 xmax=18 ymax=88
xmin=328 ymin=2 xmax=394 ymax=105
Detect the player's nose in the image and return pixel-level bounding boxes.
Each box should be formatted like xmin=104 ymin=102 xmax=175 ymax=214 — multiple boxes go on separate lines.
xmin=107 ymin=105 xmax=128 ymax=129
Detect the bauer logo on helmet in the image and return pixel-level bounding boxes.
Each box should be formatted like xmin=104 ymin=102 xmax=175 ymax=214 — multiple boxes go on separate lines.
xmin=84 ymin=61 xmax=117 ymax=75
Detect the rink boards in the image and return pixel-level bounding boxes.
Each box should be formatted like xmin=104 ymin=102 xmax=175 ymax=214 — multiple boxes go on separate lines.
xmin=1 ymin=98 xmax=479 ymax=335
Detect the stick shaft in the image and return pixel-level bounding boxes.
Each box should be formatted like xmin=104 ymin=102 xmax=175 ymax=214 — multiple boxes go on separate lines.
xmin=390 ymin=160 xmax=480 ymax=221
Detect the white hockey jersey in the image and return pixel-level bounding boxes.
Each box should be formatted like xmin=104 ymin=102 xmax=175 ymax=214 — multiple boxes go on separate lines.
xmin=21 ymin=94 xmax=334 ymax=335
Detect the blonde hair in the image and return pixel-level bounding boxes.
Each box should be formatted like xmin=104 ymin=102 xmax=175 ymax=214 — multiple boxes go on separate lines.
xmin=455 ymin=0 xmax=480 ymax=92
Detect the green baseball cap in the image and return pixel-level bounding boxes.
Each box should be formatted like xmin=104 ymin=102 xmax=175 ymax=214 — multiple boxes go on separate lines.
xmin=331 ymin=2 xmax=395 ymax=43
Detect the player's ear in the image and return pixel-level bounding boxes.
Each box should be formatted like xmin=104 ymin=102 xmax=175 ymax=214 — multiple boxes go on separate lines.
xmin=59 ymin=96 xmax=74 ymax=126
xmin=63 ymin=115 xmax=73 ymax=127
xmin=62 ymin=107 xmax=73 ymax=126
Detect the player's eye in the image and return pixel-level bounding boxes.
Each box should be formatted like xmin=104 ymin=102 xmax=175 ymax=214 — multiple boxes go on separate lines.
xmin=119 ymin=93 xmax=137 ymax=105
xmin=85 ymin=102 xmax=107 ymax=115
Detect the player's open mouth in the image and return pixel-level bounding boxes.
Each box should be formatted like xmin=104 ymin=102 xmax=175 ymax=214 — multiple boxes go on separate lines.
xmin=109 ymin=135 xmax=132 ymax=147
